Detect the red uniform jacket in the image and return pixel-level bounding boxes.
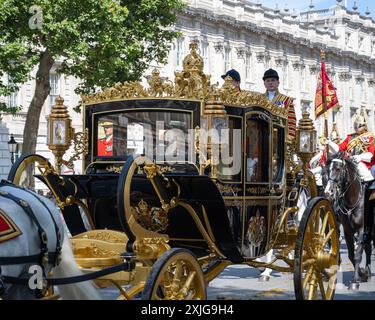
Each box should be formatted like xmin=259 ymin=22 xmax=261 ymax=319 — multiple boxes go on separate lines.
xmin=98 ymin=136 xmax=113 ymax=156
xmin=339 ymin=133 xmax=375 ymax=169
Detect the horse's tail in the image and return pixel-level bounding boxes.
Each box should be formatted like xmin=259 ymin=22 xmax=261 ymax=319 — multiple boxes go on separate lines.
xmin=52 ymin=226 xmax=101 ymax=300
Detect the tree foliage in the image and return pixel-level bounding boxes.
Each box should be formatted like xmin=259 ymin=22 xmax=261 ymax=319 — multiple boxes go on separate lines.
xmin=0 ymin=0 xmax=185 ymax=154
xmin=1 ymin=0 xmax=184 ymax=95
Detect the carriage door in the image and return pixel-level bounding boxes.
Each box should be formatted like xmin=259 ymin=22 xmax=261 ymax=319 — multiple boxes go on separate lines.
xmin=242 ymin=112 xmax=271 ymax=258
xmin=269 ymin=124 xmax=286 ymax=246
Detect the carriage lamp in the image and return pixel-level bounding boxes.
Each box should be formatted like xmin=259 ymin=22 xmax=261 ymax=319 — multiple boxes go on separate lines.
xmin=201 ymin=96 xmax=228 ymax=179
xmin=7 ymin=134 xmax=18 ymax=164
xmin=46 ymin=96 xmax=74 ymax=174
xmin=296 ymin=108 xmax=317 ymax=185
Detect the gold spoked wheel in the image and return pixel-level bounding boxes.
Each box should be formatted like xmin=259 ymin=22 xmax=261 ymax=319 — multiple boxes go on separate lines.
xmin=8 ymin=154 xmax=52 ymax=187
xmin=294 ymin=197 xmax=339 ymax=300
xmin=142 ymin=248 xmax=206 ymax=300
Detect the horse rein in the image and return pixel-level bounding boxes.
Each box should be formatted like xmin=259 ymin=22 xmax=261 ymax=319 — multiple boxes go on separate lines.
xmin=327 ymin=159 xmax=363 ymax=216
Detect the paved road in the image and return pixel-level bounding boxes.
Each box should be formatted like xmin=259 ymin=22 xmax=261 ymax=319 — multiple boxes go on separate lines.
xmin=99 ymin=241 xmax=375 ymax=300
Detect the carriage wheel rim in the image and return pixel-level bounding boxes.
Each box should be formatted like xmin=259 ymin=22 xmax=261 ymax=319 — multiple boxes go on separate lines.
xmin=299 ymin=200 xmax=339 ymax=300
xmin=150 ymin=251 xmax=206 ymax=300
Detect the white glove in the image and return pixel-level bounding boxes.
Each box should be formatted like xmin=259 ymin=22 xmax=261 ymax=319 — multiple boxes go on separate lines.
xmin=351 ymin=155 xmax=362 ymax=163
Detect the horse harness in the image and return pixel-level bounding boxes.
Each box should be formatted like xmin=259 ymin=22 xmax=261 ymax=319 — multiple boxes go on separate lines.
xmin=0 ymin=180 xmax=135 ymax=297
xmin=328 ymin=159 xmax=364 ymax=217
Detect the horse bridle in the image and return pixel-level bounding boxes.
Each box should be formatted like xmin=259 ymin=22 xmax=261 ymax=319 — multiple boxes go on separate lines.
xmin=327 ymin=158 xmax=363 ymax=216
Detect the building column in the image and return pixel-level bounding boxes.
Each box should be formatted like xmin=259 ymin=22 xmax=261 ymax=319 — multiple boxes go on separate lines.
xmin=213 ymin=41 xmax=224 ymax=84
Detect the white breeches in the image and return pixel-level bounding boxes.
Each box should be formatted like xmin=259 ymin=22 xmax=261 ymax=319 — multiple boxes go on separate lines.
xmin=358 ymin=162 xmax=374 ymax=182
xmin=310 ymin=166 xmax=323 ymax=187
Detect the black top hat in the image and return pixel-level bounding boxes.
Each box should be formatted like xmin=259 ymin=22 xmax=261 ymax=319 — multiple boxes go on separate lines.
xmin=221 ymin=69 xmax=241 ymax=82
xmin=263 ymin=69 xmax=279 ymax=81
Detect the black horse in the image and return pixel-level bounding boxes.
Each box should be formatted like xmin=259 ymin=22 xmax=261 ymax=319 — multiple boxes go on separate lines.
xmin=324 ymin=152 xmax=373 ymax=290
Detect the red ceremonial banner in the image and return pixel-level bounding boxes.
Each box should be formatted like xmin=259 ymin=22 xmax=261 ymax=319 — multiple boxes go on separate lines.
xmin=315 ymin=60 xmax=339 ymax=119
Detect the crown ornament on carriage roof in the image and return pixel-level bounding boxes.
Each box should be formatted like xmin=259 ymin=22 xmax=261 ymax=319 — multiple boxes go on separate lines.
xmin=81 ymin=43 xmax=288 ymax=118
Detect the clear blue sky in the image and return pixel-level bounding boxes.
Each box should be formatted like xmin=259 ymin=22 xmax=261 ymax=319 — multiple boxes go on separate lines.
xmin=258 ymin=0 xmax=375 ymax=18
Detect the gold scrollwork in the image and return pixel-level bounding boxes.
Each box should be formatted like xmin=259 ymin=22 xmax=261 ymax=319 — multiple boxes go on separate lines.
xmin=215 ymin=182 xmax=241 ymax=195
xmin=133 ymin=237 xmax=170 ymax=260
xmin=63 ymin=128 xmax=89 ymax=171
xmin=81 ymin=42 xmax=288 ymax=121
xmin=246 ymin=187 xmax=269 ymax=194
xmin=246 ymin=210 xmax=266 ymax=248
xmin=107 ymin=165 xmax=123 ymax=174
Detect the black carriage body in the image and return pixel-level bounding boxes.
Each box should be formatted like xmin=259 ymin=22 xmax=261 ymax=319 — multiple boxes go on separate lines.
xmin=37 ymin=98 xmax=288 ymax=262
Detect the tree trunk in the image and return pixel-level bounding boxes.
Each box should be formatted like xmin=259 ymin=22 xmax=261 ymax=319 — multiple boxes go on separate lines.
xmin=21 ymin=50 xmax=54 ymax=189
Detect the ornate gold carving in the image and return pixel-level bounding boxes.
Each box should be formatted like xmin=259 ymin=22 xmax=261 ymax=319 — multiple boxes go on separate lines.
xmin=80 ymin=42 xmax=288 ymax=120
xmin=246 ymin=210 xmax=266 ymax=247
xmin=246 ymin=187 xmax=269 ymax=194
xmin=131 ymin=199 xmax=169 ymax=233
xmin=133 ymin=237 xmax=170 ymax=260
xmin=74 ymin=230 xmax=128 ymax=243
xmin=147 ymin=69 xmax=174 ymax=97
xmin=63 ymin=128 xmax=89 ymax=171
xmin=107 ymin=165 xmax=123 ymax=174
xmin=215 ymin=182 xmax=241 ymax=195
xmin=158 ymin=165 xmax=177 ymax=174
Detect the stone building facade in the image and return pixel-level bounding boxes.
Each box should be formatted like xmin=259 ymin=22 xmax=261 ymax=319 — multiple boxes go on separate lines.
xmin=158 ymin=0 xmax=375 ymax=136
xmin=0 ymin=0 xmax=374 ymax=180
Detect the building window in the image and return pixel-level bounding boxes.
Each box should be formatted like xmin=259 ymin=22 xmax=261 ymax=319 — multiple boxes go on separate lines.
xmin=50 ymin=73 xmax=59 ymax=107
xmin=200 ymin=42 xmax=209 ymax=72
xmin=358 ymin=36 xmax=364 ymax=50
xmin=224 ymin=48 xmax=231 ymax=72
xmin=7 ymin=76 xmax=18 ymax=108
xmin=345 ymin=33 xmax=351 ymax=48
xmin=176 ymin=38 xmax=185 ymax=68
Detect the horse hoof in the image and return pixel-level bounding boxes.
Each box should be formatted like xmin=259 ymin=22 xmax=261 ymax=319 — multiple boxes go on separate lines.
xmin=258 ymin=275 xmax=270 ymax=282
xmin=349 ymin=282 xmax=360 ymax=290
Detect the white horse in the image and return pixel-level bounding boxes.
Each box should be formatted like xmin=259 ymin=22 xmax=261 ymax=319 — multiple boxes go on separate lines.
xmin=0 ymin=183 xmax=101 ymax=300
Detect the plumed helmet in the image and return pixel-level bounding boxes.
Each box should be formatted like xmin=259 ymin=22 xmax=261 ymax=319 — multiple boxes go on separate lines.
xmin=353 ymin=108 xmax=367 ymax=131
xmin=263 ymin=69 xmax=279 ymax=81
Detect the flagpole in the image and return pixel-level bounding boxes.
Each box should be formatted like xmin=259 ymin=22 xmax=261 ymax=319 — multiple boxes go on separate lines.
xmin=321 ymin=50 xmax=329 ymax=156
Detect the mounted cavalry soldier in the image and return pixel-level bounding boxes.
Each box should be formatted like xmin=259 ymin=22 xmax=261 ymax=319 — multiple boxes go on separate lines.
xmin=324 ymin=108 xmax=375 ymax=245
xmin=325 ymin=110 xmax=375 ymax=182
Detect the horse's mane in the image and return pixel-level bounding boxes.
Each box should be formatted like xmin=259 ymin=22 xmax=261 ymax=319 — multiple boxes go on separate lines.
xmin=343 ymin=157 xmax=360 ymax=177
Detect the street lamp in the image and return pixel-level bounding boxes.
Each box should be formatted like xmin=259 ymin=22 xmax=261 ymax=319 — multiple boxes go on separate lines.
xmin=7 ymin=134 xmax=18 ymax=165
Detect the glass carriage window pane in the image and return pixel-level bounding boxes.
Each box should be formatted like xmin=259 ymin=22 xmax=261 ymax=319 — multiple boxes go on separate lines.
xmin=96 ymin=111 xmax=191 ymax=160
xmin=246 ymin=117 xmax=269 ymax=183
xmin=272 ymin=126 xmax=285 ymax=182
xmin=217 ymin=117 xmax=242 ymax=182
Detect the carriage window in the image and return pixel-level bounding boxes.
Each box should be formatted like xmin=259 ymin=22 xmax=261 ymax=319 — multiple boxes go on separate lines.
xmin=272 ymin=126 xmax=285 ymax=182
xmin=96 ymin=111 xmax=191 ymax=159
xmin=217 ymin=117 xmax=242 ymax=181
xmin=246 ymin=116 xmax=269 ymax=183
